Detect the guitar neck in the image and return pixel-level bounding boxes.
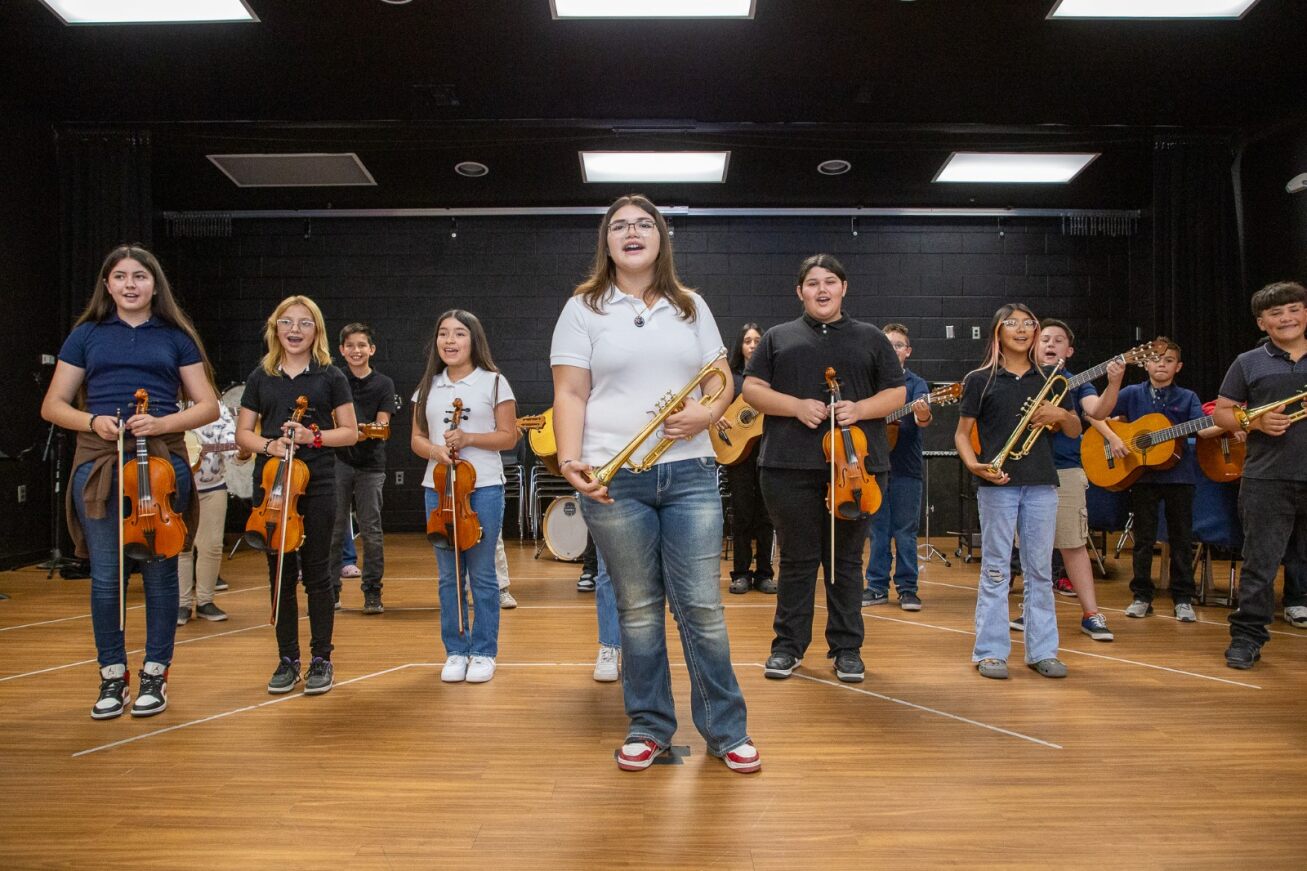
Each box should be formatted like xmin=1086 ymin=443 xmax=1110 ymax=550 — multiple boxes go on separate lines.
xmin=201 ymin=442 xmax=241 ymax=455
xmin=1141 ymin=415 xmax=1215 ymax=447
xmin=1065 ymin=358 xmax=1117 ymax=391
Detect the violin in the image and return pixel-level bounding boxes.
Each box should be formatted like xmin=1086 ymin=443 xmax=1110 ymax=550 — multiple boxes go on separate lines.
xmin=244 ymin=396 xmax=311 ymax=625
xmin=427 ymin=399 xmax=482 ymax=637
xmin=121 ymin=388 xmax=187 ymax=562
xmin=822 ymin=367 xmax=882 ymax=520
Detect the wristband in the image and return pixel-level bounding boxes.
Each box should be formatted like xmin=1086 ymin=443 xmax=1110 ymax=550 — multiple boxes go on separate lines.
xmin=88 ymin=414 xmax=99 ymax=432
xmin=263 ymin=438 xmax=274 ymax=456
xmin=311 ymin=425 xmax=323 ymax=449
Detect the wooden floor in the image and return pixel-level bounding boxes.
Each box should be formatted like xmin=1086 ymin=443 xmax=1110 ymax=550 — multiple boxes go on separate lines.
xmin=1 ymin=534 xmax=1304 ymax=870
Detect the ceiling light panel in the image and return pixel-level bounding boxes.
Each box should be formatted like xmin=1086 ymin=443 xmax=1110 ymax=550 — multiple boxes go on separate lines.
xmin=933 ymin=152 xmax=1100 ymax=184
xmin=552 ymin=0 xmax=754 ymax=19
xmin=41 ymin=0 xmax=258 ymax=24
xmin=580 ymin=151 xmax=731 ymax=183
xmin=1047 ymin=0 xmax=1260 ymax=19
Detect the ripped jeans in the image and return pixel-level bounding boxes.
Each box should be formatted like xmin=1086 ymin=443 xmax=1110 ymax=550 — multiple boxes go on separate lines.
xmin=974 ymin=484 xmax=1059 ymax=664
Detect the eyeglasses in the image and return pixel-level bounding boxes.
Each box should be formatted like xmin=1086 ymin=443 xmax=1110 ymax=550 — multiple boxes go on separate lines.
xmin=890 ymin=342 xmax=908 ymax=351
xmin=608 ymin=218 xmax=657 ymax=236
xmin=1001 ymin=318 xmax=1038 ymax=329
xmin=276 ymin=318 xmax=316 ymax=331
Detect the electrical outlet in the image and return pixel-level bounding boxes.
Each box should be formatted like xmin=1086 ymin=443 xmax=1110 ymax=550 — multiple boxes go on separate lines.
xmin=945 ymin=325 xmax=955 ymax=339
xmin=971 ymin=326 xmax=981 ymax=340
xmin=16 ymin=485 xmax=26 ymax=504
xmin=395 ymin=471 xmax=404 ymax=485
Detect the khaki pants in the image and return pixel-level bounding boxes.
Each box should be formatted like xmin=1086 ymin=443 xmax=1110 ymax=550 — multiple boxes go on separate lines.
xmin=179 ymin=488 xmax=227 ymax=609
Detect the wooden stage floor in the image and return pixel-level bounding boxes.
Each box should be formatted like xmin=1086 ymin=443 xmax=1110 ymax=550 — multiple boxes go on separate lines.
xmin=1 ymin=535 xmax=1304 ymax=870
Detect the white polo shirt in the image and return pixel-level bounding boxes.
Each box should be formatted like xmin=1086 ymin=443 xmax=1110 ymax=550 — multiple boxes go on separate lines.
xmin=550 ymin=286 xmax=726 ymax=469
xmin=416 ymin=367 xmax=515 ymax=489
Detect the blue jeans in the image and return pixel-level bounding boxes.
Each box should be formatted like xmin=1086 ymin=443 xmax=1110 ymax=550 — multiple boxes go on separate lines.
xmin=865 ymin=473 xmax=923 ymax=596
xmin=72 ymin=455 xmax=192 ymax=669
xmin=580 ymin=458 xmax=750 ymax=756
xmin=974 ymin=485 xmax=1059 ymax=664
xmin=595 ymin=550 xmax=620 ymax=649
xmin=425 ymin=485 xmax=504 ymax=658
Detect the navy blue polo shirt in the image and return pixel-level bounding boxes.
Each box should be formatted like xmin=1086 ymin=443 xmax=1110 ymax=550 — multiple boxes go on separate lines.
xmin=889 ymin=368 xmax=930 ymax=480
xmin=1219 ymin=340 xmax=1307 ymax=482
xmin=1051 ymin=373 xmax=1097 ymax=470
xmin=1111 ymin=382 xmax=1203 ymax=485
xmin=58 ymin=314 xmax=202 ymax=418
xmin=959 ymin=364 xmax=1075 ymax=488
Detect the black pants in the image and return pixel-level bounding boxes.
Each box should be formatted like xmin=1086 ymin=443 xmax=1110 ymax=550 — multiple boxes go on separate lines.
xmin=261 ymin=487 xmax=336 ymax=662
xmin=1232 ymin=478 xmax=1307 ymax=647
xmin=760 ymin=467 xmax=880 ymax=659
xmin=1128 ymin=482 xmax=1195 ymax=604
xmin=727 ymin=455 xmax=774 ymax=580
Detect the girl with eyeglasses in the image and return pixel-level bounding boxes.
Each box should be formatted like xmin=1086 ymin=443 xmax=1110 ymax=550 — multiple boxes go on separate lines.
xmin=954 ymin=303 xmax=1080 ymax=681
xmin=41 ymin=244 xmax=220 ymax=720
xmin=235 ymin=296 xmax=357 ymax=696
xmin=551 ymin=194 xmax=758 ymax=773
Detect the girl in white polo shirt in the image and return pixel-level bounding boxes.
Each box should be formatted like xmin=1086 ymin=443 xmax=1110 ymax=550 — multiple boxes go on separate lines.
xmin=551 ymin=194 xmax=759 ymax=774
xmin=412 ymin=309 xmax=518 ymax=684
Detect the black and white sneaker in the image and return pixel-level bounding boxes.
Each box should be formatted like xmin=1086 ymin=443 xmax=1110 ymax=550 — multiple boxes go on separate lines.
xmin=362 ymin=591 xmax=384 ymax=615
xmin=92 ymin=665 xmax=130 ymax=720
xmin=131 ymin=662 xmax=168 ymax=717
xmin=194 ymin=602 xmax=228 ymax=622
xmin=304 ymin=657 xmax=334 ymax=695
xmin=763 ymin=652 xmax=801 ymax=679
xmin=176 ymin=607 xmax=191 ymax=627
xmin=214 ymin=576 xmax=230 ymax=591
xmin=267 ymin=657 xmax=301 ymax=694
xmin=834 ymin=651 xmax=865 ymax=683
xmin=576 ymin=571 xmax=596 ymax=593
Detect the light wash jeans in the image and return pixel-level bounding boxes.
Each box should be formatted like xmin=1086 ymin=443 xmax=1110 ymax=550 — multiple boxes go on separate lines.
xmin=974 ymin=484 xmax=1059 ymax=664
xmin=595 ymin=550 xmax=620 ymax=649
xmin=425 ymin=485 xmax=504 ymax=658
xmin=580 ymin=458 xmax=750 ymax=756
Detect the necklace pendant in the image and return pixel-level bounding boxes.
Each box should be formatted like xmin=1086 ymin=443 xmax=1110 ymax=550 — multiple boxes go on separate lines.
xmin=634 ymin=315 xmax=645 ymax=328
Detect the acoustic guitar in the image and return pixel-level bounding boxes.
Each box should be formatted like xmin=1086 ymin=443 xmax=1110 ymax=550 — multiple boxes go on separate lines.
xmin=1081 ymin=413 xmax=1216 ymax=491
xmin=183 ymin=434 xmax=241 ymax=472
xmin=1195 ymin=432 xmax=1245 ymax=482
xmin=709 ymin=395 xmax=764 ymax=466
xmin=885 ymin=383 xmax=962 ymax=450
xmin=518 ymin=410 xmax=559 ymax=475
xmin=358 ymin=422 xmax=390 ymax=441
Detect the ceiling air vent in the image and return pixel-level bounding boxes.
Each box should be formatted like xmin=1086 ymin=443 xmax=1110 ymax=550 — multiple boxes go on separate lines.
xmin=207 ymin=153 xmax=377 ymax=188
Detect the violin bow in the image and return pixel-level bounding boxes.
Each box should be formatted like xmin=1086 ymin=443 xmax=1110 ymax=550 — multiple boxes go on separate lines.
xmin=116 ymin=409 xmax=126 ymax=630
xmin=271 ymin=416 xmax=298 ymax=626
xmin=827 ymin=379 xmax=837 ymax=587
xmin=447 ymin=402 xmax=466 ymax=637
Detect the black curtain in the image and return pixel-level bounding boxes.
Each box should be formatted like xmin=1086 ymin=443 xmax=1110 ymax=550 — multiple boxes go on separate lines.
xmin=56 ymin=128 xmax=152 ymax=329
xmin=1151 ymin=136 xmax=1249 ymax=400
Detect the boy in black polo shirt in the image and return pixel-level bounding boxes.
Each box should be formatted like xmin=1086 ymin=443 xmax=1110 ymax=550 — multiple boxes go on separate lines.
xmin=744 ymin=254 xmax=905 ymax=684
xmin=1213 ymin=281 xmax=1307 ymax=669
xmin=329 ymin=323 xmax=396 ymax=614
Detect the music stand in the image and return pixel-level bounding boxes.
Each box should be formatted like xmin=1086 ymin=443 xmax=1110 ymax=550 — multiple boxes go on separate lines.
xmin=36 ymin=422 xmax=82 ymax=579
xmin=919 ymin=451 xmax=953 ymax=568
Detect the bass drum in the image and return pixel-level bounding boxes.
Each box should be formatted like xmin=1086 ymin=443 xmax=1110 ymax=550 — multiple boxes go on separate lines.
xmin=541 ymin=495 xmax=588 ymax=562
xmin=220 ymin=382 xmax=246 ymax=420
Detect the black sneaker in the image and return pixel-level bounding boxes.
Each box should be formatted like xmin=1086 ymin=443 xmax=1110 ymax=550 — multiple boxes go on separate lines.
xmin=304 ymin=657 xmax=334 ymax=695
xmin=763 ymin=652 xmax=801 ymax=679
xmin=1224 ymin=639 xmax=1262 ymax=670
xmin=834 ymin=651 xmax=865 ymax=683
xmin=176 ymin=607 xmax=191 ymax=626
xmin=898 ymin=592 xmax=922 ymax=612
xmin=333 ymin=587 xmax=342 ymax=611
xmin=862 ymin=589 xmax=889 ymax=607
xmin=131 ymin=662 xmax=168 ymax=717
xmin=577 ymin=571 xmax=596 ymax=593
xmin=214 ymin=576 xmax=230 ymax=591
xmin=194 ymin=602 xmax=228 ymax=622
xmin=362 ymin=591 xmax=384 ymax=614
xmin=92 ymin=666 xmax=130 ymax=720
xmin=267 ymin=657 xmax=301 ymax=694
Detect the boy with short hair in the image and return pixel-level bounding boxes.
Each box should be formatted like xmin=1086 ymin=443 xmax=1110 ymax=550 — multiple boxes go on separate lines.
xmin=1094 ymin=337 xmax=1219 ymax=623
xmin=329 ymin=323 xmax=396 ymax=614
xmin=1213 ymin=281 xmax=1307 ymax=668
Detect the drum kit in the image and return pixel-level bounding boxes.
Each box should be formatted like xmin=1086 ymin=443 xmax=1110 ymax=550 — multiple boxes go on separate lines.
xmin=539 ymin=494 xmax=587 ymax=561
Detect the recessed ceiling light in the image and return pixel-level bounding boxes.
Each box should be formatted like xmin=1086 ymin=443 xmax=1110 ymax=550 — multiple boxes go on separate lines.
xmin=40 ymin=0 xmax=258 ymax=24
xmin=551 ymin=0 xmax=754 ymax=19
xmin=1047 ymin=0 xmax=1260 ymax=19
xmin=454 ymin=161 xmax=490 ymax=178
xmin=579 ymin=151 xmax=731 ymax=183
xmin=933 ymin=152 xmax=1100 ymax=184
xmin=817 ymin=159 xmax=852 ymax=176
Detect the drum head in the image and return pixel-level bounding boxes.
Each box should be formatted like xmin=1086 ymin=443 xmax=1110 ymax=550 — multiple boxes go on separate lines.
xmin=221 ymin=382 xmax=245 ymax=418
xmin=542 ymin=495 xmax=588 ymax=562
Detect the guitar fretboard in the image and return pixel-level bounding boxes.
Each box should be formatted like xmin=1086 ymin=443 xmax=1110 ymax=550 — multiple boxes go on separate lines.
xmin=1137 ymin=415 xmax=1215 ymax=450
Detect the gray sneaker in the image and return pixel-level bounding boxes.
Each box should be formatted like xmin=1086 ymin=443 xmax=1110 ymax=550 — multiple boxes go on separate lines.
xmin=267 ymin=657 xmax=301 ymax=694
xmin=304 ymin=657 xmax=334 ymax=695
xmin=862 ymin=589 xmax=889 ymax=607
xmin=194 ymin=602 xmax=228 ymax=622
xmin=1028 ymin=658 xmax=1068 ymax=678
xmin=976 ymin=658 xmax=1008 ymax=680
xmin=1174 ymin=602 xmax=1197 ymax=623
xmin=1285 ymin=605 xmax=1307 ymax=629
xmin=176 ymin=607 xmax=191 ymax=626
xmin=1125 ymin=599 xmax=1153 ymax=618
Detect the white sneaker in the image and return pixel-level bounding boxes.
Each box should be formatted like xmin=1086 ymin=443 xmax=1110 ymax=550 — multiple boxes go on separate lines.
xmin=594 ymin=645 xmax=620 ymax=682
xmin=131 ymin=661 xmax=168 ymax=717
xmin=466 ymin=655 xmax=496 ymax=683
xmin=92 ymin=664 xmax=130 ymax=720
xmin=1124 ymin=599 xmax=1153 ymax=618
xmin=498 ymin=589 xmax=517 ymax=609
xmin=1284 ymin=605 xmax=1307 ymax=628
xmin=440 ymin=655 xmax=469 ymax=682
xmin=1174 ymin=602 xmax=1197 ymax=623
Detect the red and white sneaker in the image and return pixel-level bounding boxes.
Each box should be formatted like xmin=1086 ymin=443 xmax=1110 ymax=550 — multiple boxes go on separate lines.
xmin=723 ymin=741 xmax=761 ymax=773
xmin=1053 ymin=577 xmax=1077 ymax=597
xmin=616 ymin=739 xmax=664 ymax=771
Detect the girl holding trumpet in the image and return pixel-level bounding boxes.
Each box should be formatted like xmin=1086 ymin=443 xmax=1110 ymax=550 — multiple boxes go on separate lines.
xmin=551 ymin=195 xmax=758 ymax=773
xmin=954 ymin=303 xmax=1080 ymax=681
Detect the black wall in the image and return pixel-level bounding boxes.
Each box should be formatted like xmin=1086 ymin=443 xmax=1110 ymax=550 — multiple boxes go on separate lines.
xmin=159 ymin=216 xmax=1154 ymax=535
xmin=1242 ymin=119 xmax=1307 ymax=291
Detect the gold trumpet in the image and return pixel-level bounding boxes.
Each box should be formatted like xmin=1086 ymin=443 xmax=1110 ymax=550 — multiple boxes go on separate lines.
xmin=987 ymin=359 xmax=1069 ymax=475
xmin=590 ymin=351 xmax=730 ymax=486
xmin=1233 ymin=384 xmax=1307 ymax=431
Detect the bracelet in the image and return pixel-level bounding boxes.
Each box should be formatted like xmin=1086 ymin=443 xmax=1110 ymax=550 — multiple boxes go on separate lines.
xmin=311 ymin=425 xmax=323 ymax=449
xmin=88 ymin=414 xmax=99 ymax=432
xmin=560 ymin=458 xmax=579 ymax=470
xmin=263 ymin=438 xmax=274 ymax=456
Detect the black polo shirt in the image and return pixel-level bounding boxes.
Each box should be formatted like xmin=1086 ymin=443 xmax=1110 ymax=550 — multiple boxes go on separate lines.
xmin=242 ymin=361 xmax=352 ymax=495
xmin=338 ymin=368 xmax=397 ymax=470
xmin=744 ymin=314 xmax=904 ymax=472
xmin=1218 ymin=340 xmax=1307 ymax=482
xmin=959 ymin=364 xmax=1075 ymax=488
